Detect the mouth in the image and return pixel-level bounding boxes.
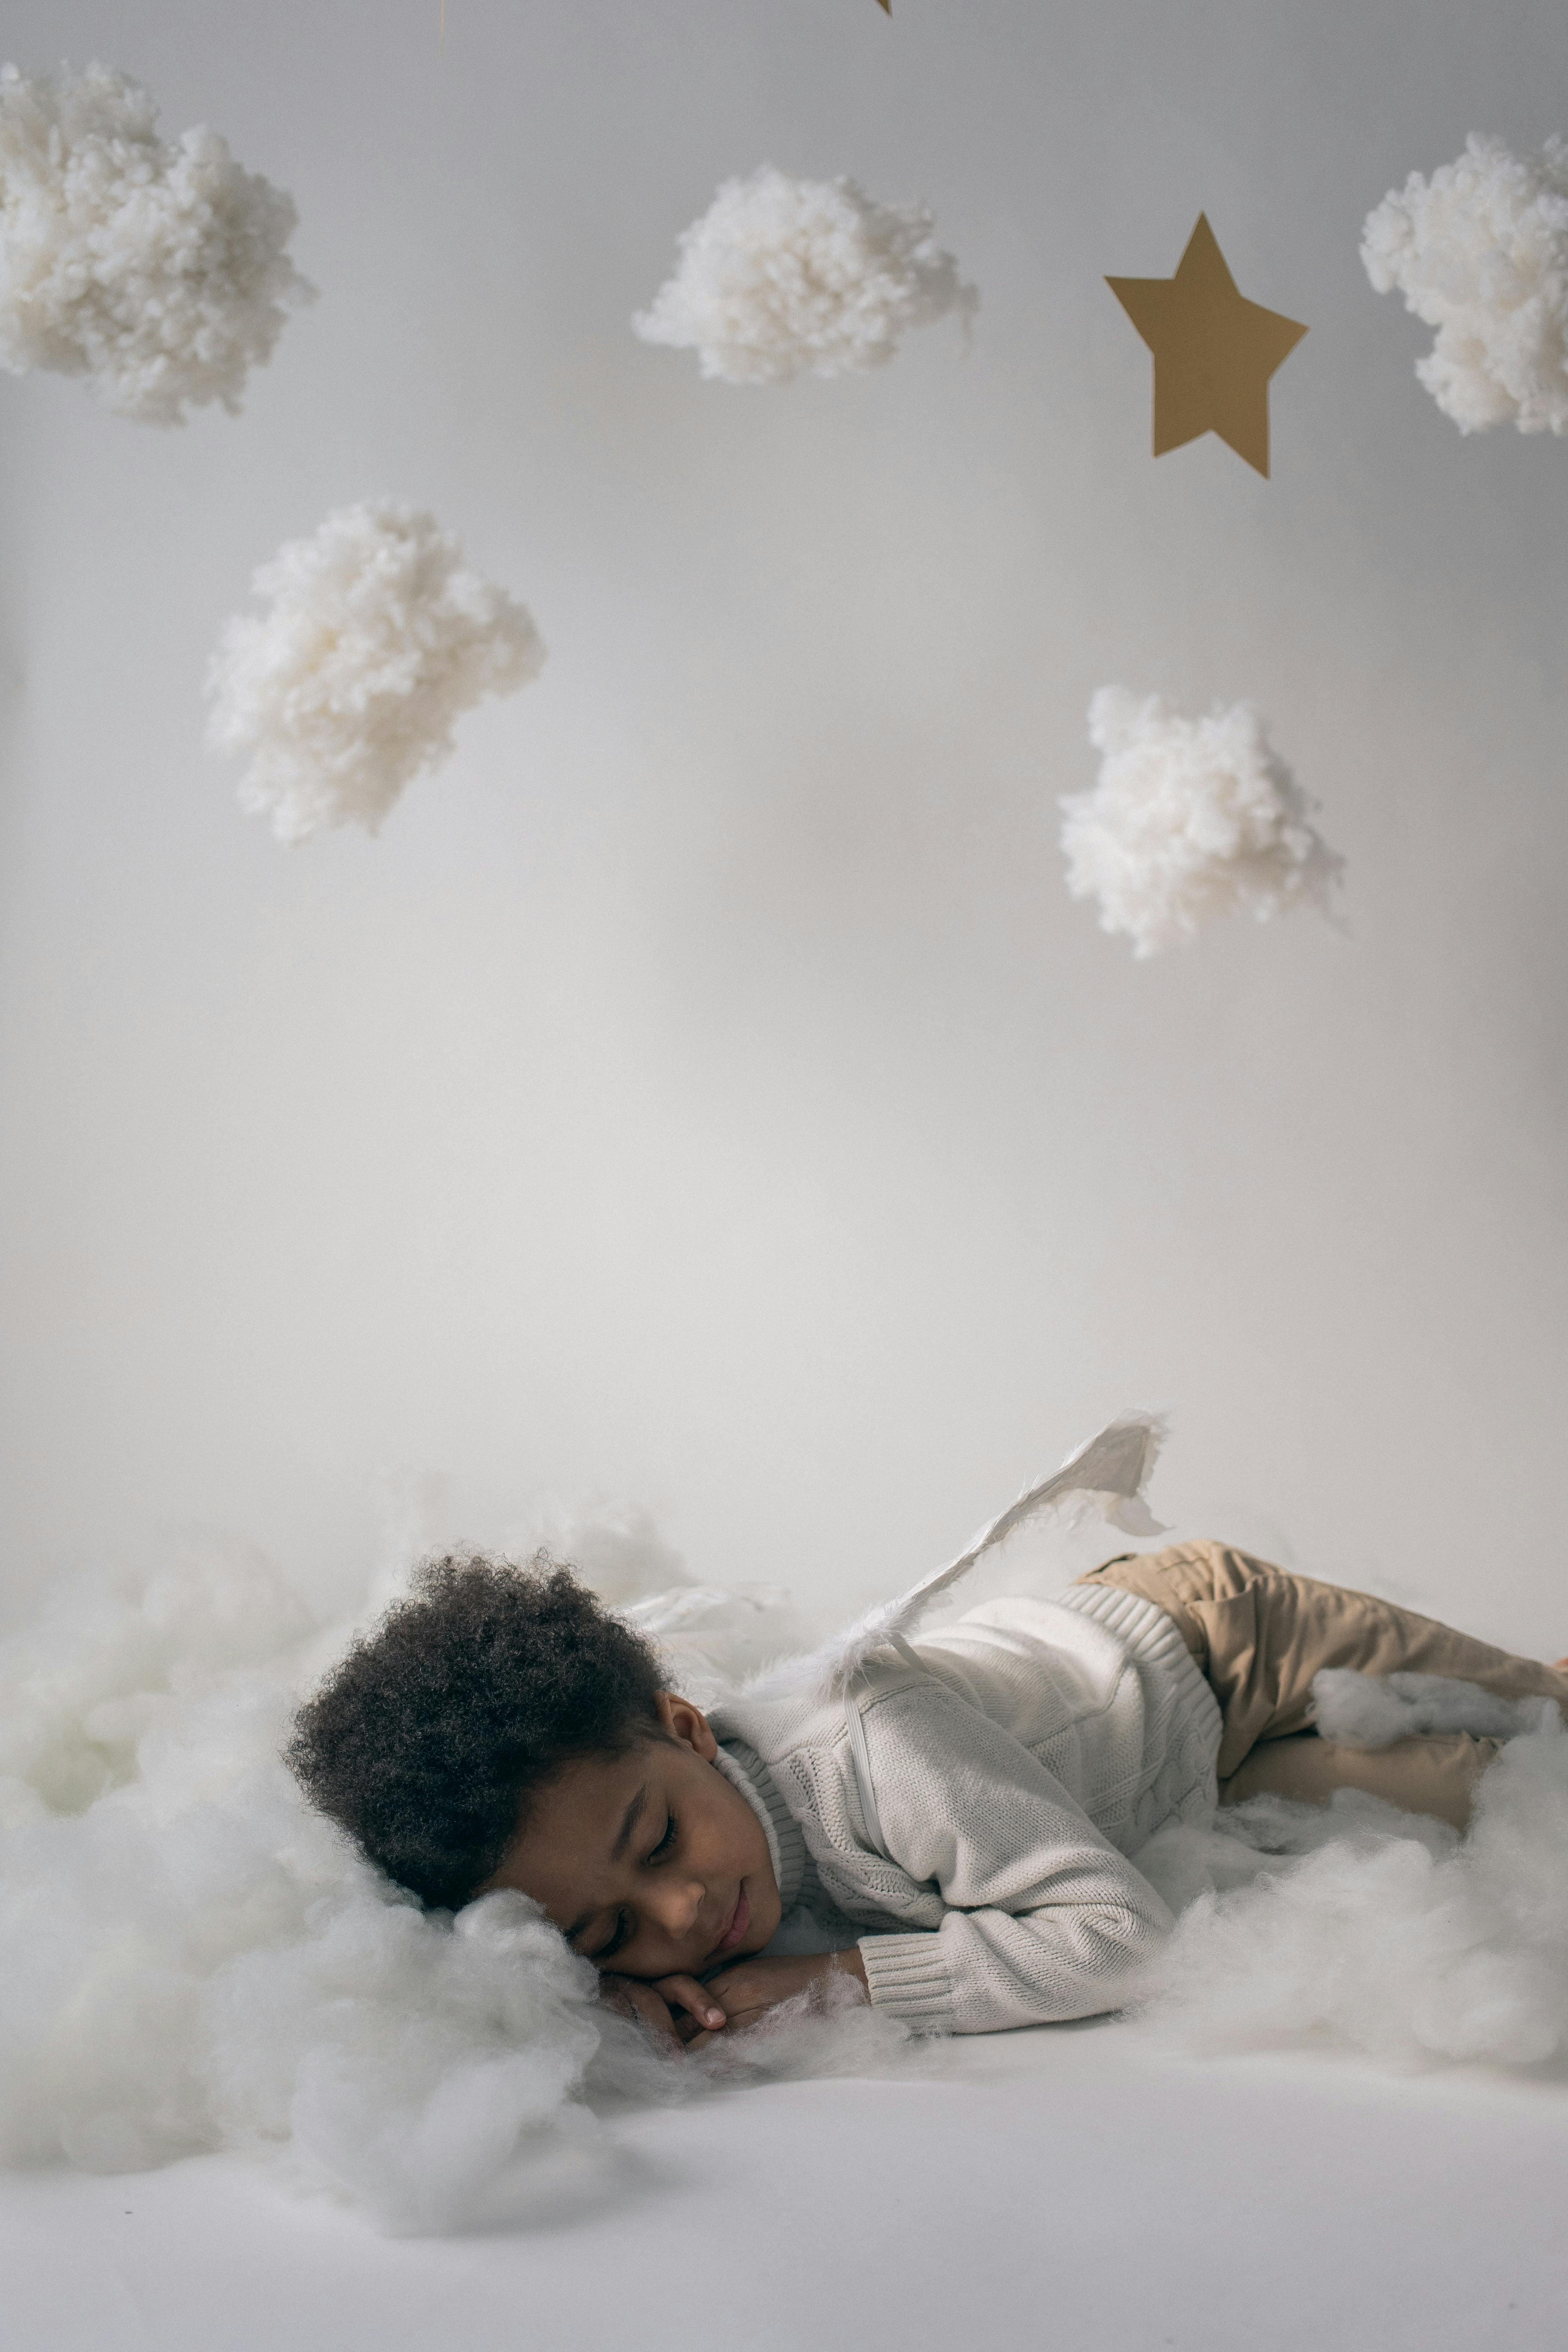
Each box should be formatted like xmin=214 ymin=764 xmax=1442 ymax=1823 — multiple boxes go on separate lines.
xmin=712 ymin=1886 xmax=750 ymax=1958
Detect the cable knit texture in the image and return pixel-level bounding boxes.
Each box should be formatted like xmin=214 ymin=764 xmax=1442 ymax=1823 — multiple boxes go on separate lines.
xmin=712 ymin=1589 xmax=1221 ymax=2034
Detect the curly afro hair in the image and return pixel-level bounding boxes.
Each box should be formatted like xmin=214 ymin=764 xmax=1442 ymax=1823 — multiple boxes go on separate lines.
xmin=286 ymin=1555 xmax=667 ymax=1911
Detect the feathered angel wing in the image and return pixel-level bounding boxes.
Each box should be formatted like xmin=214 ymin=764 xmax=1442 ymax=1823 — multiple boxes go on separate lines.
xmin=747 ymin=1410 xmax=1168 ymax=1702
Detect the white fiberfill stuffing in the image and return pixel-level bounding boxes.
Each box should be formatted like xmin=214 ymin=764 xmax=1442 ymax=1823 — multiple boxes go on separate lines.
xmin=1060 ymin=688 xmax=1342 ymax=958
xmin=634 ymin=165 xmax=976 ymax=384
xmin=0 ymin=1530 xmax=905 ymax=2233
xmin=6 ymin=1516 xmax=1568 ymax=2231
xmin=1311 ymin=1667 xmax=1557 ymax=1751
xmin=0 ymin=61 xmax=312 ymax=424
xmin=1362 ymin=136 xmax=1568 ymax=435
xmin=205 ymin=502 xmax=546 ymax=844
xmin=1133 ymin=1725 xmax=1568 ymax=2069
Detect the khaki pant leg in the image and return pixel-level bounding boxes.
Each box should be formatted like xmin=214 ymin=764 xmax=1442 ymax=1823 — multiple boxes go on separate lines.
xmin=1075 ymin=1540 xmax=1568 ymax=1782
xmin=1217 ymin=1728 xmax=1504 ymax=1831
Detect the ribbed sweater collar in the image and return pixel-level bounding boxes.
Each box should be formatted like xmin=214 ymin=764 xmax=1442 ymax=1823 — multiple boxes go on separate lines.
xmin=714 ymin=1736 xmax=806 ymax=1913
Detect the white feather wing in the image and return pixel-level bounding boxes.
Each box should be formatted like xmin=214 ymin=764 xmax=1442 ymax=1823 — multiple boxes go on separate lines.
xmin=747 ymin=1410 xmax=1168 ymax=1702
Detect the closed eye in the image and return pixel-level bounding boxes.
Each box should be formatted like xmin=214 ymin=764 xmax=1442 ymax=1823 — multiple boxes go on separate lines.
xmin=648 ymin=1812 xmax=677 ymax=1863
xmin=593 ymin=1909 xmax=632 ymax=1964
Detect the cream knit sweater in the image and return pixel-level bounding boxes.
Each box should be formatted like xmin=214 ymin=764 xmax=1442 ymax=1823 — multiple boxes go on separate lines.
xmin=711 ymin=1583 xmax=1221 ymax=2035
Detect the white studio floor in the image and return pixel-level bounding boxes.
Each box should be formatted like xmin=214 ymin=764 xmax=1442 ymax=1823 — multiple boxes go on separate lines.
xmin=5 ymin=2018 xmax=1565 ymax=2352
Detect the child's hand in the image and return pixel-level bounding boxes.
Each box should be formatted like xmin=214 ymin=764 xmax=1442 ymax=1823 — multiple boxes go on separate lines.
xmin=598 ymin=1971 xmax=727 ymax=2046
xmin=683 ymin=1948 xmax=869 ymax=2050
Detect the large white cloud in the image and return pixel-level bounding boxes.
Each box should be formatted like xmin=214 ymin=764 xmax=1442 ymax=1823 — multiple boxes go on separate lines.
xmin=1362 ymin=135 xmax=1568 ymax=435
xmin=0 ymin=60 xmax=312 ymax=425
xmin=0 ymin=1527 xmax=905 ymax=2230
xmin=634 ymin=164 xmax=976 ymax=385
xmin=1060 ymin=689 xmax=1341 ymax=959
xmin=7 ymin=1528 xmax=1568 ymax=2230
xmin=205 ymin=502 xmax=547 ymax=845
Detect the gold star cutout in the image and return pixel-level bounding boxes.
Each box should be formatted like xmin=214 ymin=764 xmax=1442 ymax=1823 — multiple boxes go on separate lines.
xmin=1107 ymin=214 xmax=1307 ymax=478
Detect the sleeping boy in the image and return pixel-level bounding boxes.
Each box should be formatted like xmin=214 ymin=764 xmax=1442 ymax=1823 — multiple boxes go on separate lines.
xmin=288 ymin=1528 xmax=1568 ymax=2047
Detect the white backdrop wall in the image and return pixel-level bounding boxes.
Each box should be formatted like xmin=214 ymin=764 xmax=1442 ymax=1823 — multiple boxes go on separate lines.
xmin=2 ymin=0 xmax=1566 ymax=1647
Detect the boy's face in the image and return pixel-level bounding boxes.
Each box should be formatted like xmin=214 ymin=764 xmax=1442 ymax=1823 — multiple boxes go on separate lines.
xmin=483 ymin=1692 xmax=782 ymax=1980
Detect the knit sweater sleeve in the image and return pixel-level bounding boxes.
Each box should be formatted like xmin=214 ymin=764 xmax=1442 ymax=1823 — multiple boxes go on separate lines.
xmin=851 ymin=1680 xmax=1175 ymax=2034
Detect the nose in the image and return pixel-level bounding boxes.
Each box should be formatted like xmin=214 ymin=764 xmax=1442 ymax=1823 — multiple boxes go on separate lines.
xmin=646 ymin=1875 xmax=705 ymax=1941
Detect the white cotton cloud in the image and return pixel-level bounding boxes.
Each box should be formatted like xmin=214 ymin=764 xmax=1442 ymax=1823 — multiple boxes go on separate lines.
xmin=1134 ymin=1724 xmax=1568 ymax=2071
xmin=1362 ymin=135 xmax=1568 ymax=434
xmin=12 ymin=1515 xmax=1566 ymax=2230
xmin=1060 ymin=689 xmax=1342 ymax=959
xmin=634 ymin=165 xmax=976 ymax=384
xmin=205 ymin=502 xmax=547 ymax=845
xmin=0 ymin=61 xmax=312 ymax=425
xmin=0 ymin=1524 xmax=906 ymax=2233
xmin=1312 ymin=1668 xmax=1556 ymax=1752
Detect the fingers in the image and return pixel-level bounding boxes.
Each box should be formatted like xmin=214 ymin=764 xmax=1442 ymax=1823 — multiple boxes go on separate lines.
xmin=625 ymin=1986 xmax=677 ymax=2041
xmin=599 ymin=1975 xmax=680 ymax=2043
xmin=654 ymin=1974 xmax=728 ymax=2035
xmin=709 ymin=1998 xmax=770 ymax=2031
xmin=685 ymin=2002 xmax=769 ymax=2048
xmin=600 ymin=1972 xmax=732 ymax=2054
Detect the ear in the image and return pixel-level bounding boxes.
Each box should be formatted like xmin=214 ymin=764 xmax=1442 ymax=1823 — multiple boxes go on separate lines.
xmin=654 ymin=1690 xmax=718 ymax=1761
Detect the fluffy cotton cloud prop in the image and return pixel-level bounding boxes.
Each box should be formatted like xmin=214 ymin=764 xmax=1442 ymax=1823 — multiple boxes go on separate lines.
xmin=1312 ymin=1668 xmax=1557 ymax=1751
xmin=634 ymin=165 xmax=976 ymax=384
xmin=1362 ymin=136 xmax=1568 ymax=434
xmin=205 ymin=502 xmax=546 ymax=844
xmin=1135 ymin=1725 xmax=1568 ymax=2071
xmin=1060 ymin=689 xmax=1342 ymax=958
xmin=0 ymin=1525 xmax=911 ymax=2232
xmin=9 ymin=1505 xmax=1568 ymax=2226
xmin=0 ymin=61 xmax=312 ymax=425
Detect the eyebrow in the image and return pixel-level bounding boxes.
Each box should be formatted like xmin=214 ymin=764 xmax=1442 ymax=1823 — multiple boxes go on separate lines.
xmin=612 ymin=1782 xmax=650 ymax=1863
xmin=565 ymin=1782 xmax=649 ymax=1946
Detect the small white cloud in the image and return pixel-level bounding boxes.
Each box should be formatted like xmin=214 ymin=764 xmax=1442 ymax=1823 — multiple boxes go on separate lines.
xmin=1060 ymin=689 xmax=1342 ymax=959
xmin=205 ymin=502 xmax=546 ymax=845
xmin=1362 ymin=135 xmax=1568 ymax=434
xmin=0 ymin=60 xmax=313 ymax=425
xmin=634 ymin=164 xmax=976 ymax=385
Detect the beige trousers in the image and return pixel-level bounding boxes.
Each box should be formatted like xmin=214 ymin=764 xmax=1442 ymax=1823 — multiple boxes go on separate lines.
xmin=1075 ymin=1540 xmax=1568 ymax=1830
